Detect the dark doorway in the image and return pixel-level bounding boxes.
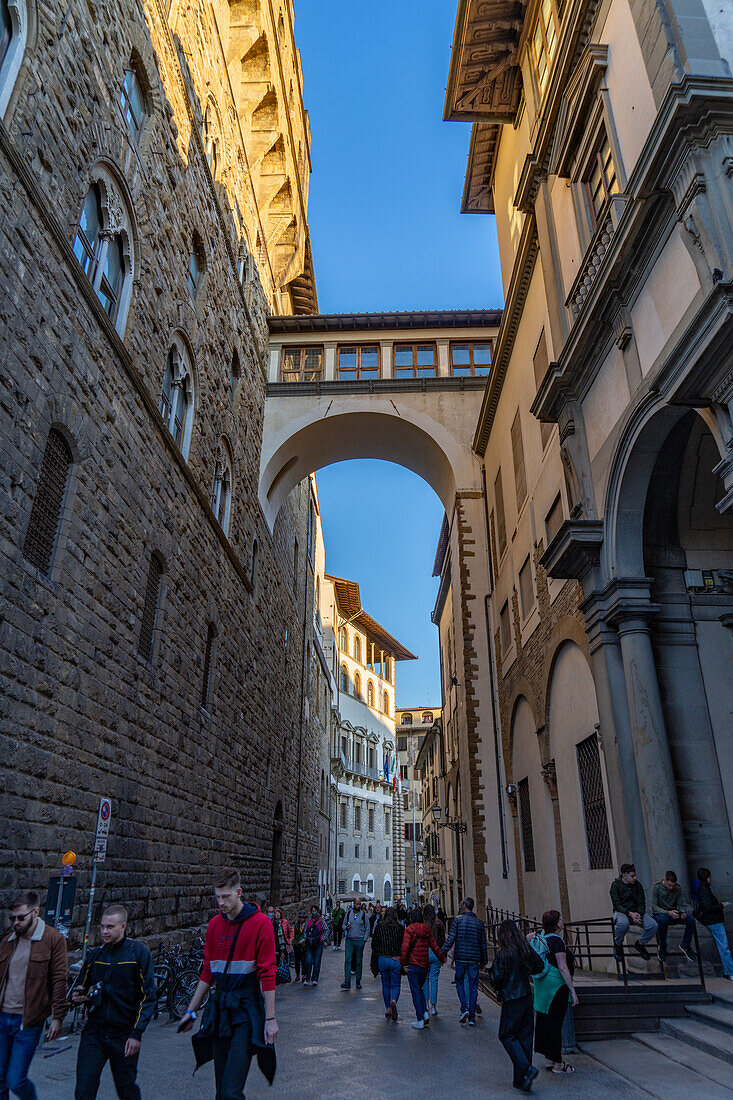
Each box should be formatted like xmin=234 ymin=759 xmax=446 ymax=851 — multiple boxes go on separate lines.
xmin=270 ymin=801 xmax=284 ymax=904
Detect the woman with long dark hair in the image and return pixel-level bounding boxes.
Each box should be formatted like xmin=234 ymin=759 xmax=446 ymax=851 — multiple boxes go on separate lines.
xmin=422 ymin=904 xmax=446 ymax=1016
xmin=371 ymin=907 xmax=404 ymax=1020
xmin=489 ymin=920 xmax=543 ymax=1091
xmin=531 ymin=910 xmax=578 ymax=1074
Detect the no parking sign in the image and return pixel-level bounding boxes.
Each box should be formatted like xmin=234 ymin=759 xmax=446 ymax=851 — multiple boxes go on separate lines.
xmin=94 ymin=797 xmax=112 ymax=863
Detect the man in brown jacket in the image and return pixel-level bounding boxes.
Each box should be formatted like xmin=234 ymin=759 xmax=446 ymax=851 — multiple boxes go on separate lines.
xmin=0 ymin=889 xmax=68 ymax=1099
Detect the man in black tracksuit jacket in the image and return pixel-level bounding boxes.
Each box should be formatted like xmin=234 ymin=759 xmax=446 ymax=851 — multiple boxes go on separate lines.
xmin=72 ymin=904 xmax=156 ymax=1100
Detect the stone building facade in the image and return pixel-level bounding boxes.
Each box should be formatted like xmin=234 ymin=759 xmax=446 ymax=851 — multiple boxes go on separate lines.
xmin=444 ymin=0 xmax=733 ymax=923
xmin=0 ymin=0 xmax=321 ymax=936
xmin=395 ymin=706 xmax=440 ymax=905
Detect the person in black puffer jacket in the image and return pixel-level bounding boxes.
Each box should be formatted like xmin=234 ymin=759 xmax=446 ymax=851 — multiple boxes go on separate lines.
xmin=694 ymin=868 xmax=733 ymax=979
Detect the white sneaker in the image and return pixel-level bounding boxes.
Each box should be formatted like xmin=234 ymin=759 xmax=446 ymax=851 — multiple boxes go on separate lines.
xmin=459 ymin=1010 xmax=469 ymax=1023
xmin=313 ymin=980 xmax=318 ymax=986
xmin=411 ymin=1020 xmax=425 ymax=1029
xmin=430 ymin=1005 xmax=437 ymax=1016
xmin=423 ymin=1011 xmax=430 ymax=1022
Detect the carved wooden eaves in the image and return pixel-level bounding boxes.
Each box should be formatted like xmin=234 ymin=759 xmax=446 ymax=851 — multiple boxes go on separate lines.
xmin=444 ymin=0 xmax=526 ymax=123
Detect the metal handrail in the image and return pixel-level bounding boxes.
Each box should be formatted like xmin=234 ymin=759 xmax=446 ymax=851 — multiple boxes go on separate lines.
xmin=485 ymin=907 xmax=707 ymax=993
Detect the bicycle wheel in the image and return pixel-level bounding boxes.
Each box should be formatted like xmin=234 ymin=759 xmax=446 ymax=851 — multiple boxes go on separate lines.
xmin=168 ymin=968 xmax=206 ymax=1021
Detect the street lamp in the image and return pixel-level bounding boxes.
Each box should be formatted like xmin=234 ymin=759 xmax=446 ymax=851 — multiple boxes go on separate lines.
xmin=431 ymin=804 xmax=467 ymax=833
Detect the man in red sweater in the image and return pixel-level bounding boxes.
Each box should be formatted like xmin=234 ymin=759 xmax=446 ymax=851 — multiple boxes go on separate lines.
xmin=400 ymin=907 xmax=446 ymax=1030
xmin=179 ymin=868 xmax=277 ymax=1098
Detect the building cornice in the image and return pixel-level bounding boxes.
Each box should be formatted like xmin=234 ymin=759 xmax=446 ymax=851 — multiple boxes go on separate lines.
xmin=268 ymin=309 xmax=502 ymax=333
xmin=267 ymin=377 xmax=489 ymax=398
xmin=473 ymin=214 xmax=539 ymax=455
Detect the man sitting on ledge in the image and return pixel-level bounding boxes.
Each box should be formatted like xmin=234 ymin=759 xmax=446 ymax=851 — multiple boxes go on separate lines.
xmin=610 ymin=863 xmax=658 ymax=962
xmin=652 ymin=870 xmax=697 ymax=964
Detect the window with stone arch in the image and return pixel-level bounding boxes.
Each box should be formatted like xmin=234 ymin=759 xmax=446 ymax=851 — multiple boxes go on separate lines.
xmin=354 ymin=671 xmax=362 ymax=699
xmin=159 ymin=335 xmax=195 ymax=459
xmin=340 ymin=663 xmax=349 ymax=693
xmin=202 ymin=99 xmax=223 ymax=179
xmin=119 ymin=54 xmax=148 ymax=145
xmin=383 ymin=691 xmax=390 ymax=715
xmin=72 ymin=167 xmax=135 ymax=335
xmin=353 ymin=634 xmax=361 ymax=663
xmin=22 ymin=426 xmax=74 ymax=576
xmin=229 ymin=349 xmax=241 ymax=408
xmin=211 ymin=439 xmax=233 ymax=535
xmin=0 ymin=0 xmax=29 ymax=117
xmin=367 ymin=680 xmax=374 ymax=707
xmin=339 ymin=626 xmax=348 ymax=653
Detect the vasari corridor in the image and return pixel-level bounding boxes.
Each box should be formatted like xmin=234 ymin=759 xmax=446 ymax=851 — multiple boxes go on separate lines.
xmin=1 ymin=0 xmax=732 ymax=1097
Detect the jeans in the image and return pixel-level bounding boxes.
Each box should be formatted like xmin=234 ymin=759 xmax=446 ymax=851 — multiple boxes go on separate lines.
xmin=655 ymin=913 xmax=695 ymax=955
xmin=0 ymin=1013 xmax=42 ymax=1100
xmin=377 ymin=956 xmax=401 ymax=1009
xmin=454 ymin=960 xmax=480 ymax=1020
xmin=422 ymin=950 xmax=441 ymax=1005
xmin=333 ymin=924 xmax=343 ymax=948
xmin=343 ymin=938 xmax=365 ymax=983
xmin=498 ymin=995 xmax=534 ymax=1087
xmin=613 ymin=911 xmax=657 ymax=945
xmin=75 ymin=1028 xmax=141 ymax=1100
xmin=407 ymin=965 xmax=428 ymax=1020
xmin=305 ymin=943 xmax=323 ymax=982
xmin=212 ymin=1020 xmax=253 ymax=1100
xmin=707 ymin=922 xmax=733 ymax=976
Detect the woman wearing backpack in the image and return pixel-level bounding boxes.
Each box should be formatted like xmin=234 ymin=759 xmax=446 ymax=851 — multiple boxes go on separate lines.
xmin=530 ymin=910 xmax=578 ymax=1075
xmin=303 ymin=906 xmax=325 ymax=986
xmin=490 ymin=920 xmax=544 ymax=1092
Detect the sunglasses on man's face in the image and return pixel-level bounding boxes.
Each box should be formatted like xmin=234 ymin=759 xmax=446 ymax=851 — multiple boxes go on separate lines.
xmin=10 ymin=912 xmax=34 ymax=922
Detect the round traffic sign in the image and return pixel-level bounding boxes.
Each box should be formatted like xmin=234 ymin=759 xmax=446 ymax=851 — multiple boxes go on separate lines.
xmin=100 ymin=801 xmax=111 ymax=821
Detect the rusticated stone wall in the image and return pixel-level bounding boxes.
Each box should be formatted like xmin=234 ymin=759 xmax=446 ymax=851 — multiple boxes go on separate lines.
xmin=0 ymin=0 xmax=319 ymax=940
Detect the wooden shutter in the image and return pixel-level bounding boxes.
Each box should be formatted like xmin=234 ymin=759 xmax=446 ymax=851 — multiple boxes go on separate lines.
xmin=511 ymin=410 xmax=527 ymax=509
xmin=533 ymin=331 xmax=553 ymax=448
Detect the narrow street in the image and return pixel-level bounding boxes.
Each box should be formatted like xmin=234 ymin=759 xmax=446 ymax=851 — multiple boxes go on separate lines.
xmin=34 ymin=950 xmax=655 ymax=1100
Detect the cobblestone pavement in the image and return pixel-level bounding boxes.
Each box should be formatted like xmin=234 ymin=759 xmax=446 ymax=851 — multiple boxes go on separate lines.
xmin=34 ymin=950 xmax=647 ymax=1099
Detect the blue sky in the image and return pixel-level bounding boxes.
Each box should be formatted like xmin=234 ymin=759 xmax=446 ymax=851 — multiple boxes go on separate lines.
xmin=296 ymin=1 xmax=503 ymax=705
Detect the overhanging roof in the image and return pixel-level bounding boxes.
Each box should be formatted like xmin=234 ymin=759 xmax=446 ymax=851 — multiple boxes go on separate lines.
xmin=268 ymin=308 xmax=502 ymax=334
xmin=462 ymin=124 xmax=500 ymax=214
xmin=444 ymin=0 xmax=525 ymax=125
xmin=286 ymin=229 xmax=318 ymax=315
xmin=327 ymin=574 xmax=416 ymax=661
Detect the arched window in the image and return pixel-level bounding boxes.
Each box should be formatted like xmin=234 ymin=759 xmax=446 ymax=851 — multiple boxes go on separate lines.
xmin=340 ymin=663 xmax=349 ymax=693
xmin=251 ymin=538 xmax=259 ymax=593
xmin=200 ymin=622 xmax=217 ymax=708
xmin=72 ymin=170 xmax=134 ymax=334
xmin=159 ymin=340 xmax=195 ymax=458
xmin=383 ymin=878 xmax=392 ymax=903
xmin=120 ymin=57 xmax=146 ymax=143
xmin=401 ymin=713 xmax=413 ymax=725
xmin=211 ymin=452 xmax=232 ymax=535
xmin=422 ymin=712 xmax=434 ymax=724
xmin=0 ymin=0 xmax=28 ymax=117
xmin=352 ymin=876 xmax=361 ymax=893
xmin=367 ymin=680 xmax=374 ymax=707
xmin=384 ymin=656 xmax=391 ymax=682
xmin=229 ymin=350 xmax=241 ymax=406
xmin=354 ymin=671 xmax=362 ymax=699
xmin=138 ymin=552 xmax=164 ymax=661
xmin=353 ymin=635 xmax=361 ymax=663
xmin=22 ymin=427 xmax=73 ymax=575
xmin=366 ymin=874 xmax=375 ymax=896
xmin=383 ymin=692 xmax=390 ymax=716
xmin=188 ymin=236 xmax=205 ymax=302
xmin=339 ymin=626 xmax=348 ymax=652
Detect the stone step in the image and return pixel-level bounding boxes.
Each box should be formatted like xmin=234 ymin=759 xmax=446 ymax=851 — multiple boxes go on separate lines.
xmin=633 ymin=1031 xmax=733 ymax=1094
xmin=660 ymin=1015 xmax=733 ymax=1065
xmin=582 ymin=1037 xmax=733 ymax=1099
xmin=685 ymin=1001 xmax=733 ymax=1032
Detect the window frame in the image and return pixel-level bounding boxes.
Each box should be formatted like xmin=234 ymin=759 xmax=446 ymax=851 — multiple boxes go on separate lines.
xmin=531 ymin=0 xmax=560 ymax=101
xmin=449 ymin=341 xmax=493 ymax=377
xmin=393 ymin=342 xmax=437 ymax=379
xmin=582 ymin=127 xmax=620 ymax=229
xmin=280 ymin=345 xmax=324 ymax=382
xmin=72 ymin=177 xmax=133 ymax=332
xmin=120 ymin=60 xmax=146 ymax=144
xmin=0 ymin=0 xmax=28 ymax=117
xmin=22 ymin=427 xmax=74 ymax=577
xmin=337 ymin=344 xmax=381 ymax=381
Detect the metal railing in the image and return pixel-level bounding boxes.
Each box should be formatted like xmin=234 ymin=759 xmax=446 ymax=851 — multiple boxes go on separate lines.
xmin=485 ymin=907 xmax=707 ymax=994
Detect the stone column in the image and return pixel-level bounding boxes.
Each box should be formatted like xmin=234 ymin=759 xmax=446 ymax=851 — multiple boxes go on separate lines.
xmin=541 ymin=759 xmax=571 ymax=919
xmin=323 ymin=341 xmax=337 ymax=381
xmin=436 ymin=339 xmax=451 ymax=377
xmin=614 ymin=609 xmax=687 ymax=878
xmin=380 ymin=340 xmax=393 ymax=379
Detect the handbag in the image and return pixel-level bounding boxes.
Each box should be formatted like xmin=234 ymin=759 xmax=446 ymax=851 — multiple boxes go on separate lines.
xmin=191 ymin=919 xmax=243 ymax=1069
xmin=276 ymin=954 xmax=291 ymax=984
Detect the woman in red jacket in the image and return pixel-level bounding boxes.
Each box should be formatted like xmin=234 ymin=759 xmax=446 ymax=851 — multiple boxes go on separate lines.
xmin=400 ymin=906 xmax=446 ymax=1029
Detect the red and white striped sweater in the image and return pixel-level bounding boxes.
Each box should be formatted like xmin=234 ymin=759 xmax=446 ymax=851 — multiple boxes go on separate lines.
xmin=200 ymin=905 xmax=277 ymax=993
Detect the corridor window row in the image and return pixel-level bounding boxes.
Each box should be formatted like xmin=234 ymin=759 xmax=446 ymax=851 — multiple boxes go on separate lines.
xmin=278 ymin=341 xmax=493 ymax=382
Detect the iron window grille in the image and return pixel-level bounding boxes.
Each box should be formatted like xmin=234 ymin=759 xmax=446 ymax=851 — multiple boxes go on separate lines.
xmin=450 ymin=342 xmax=492 ymax=376
xmin=138 ymin=554 xmax=163 ymax=661
xmin=577 ymin=733 xmax=613 ymax=869
xmin=393 ymin=343 xmax=437 ymax=379
xmin=518 ymin=777 xmax=536 ymax=872
xmin=22 ymin=428 xmax=72 ymax=575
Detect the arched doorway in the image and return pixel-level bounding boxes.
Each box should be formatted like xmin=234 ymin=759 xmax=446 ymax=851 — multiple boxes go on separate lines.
xmin=608 ymin=408 xmax=733 ymax=889
xmin=511 ymin=696 xmax=560 ymax=920
xmin=270 ymin=800 xmax=284 ymax=904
